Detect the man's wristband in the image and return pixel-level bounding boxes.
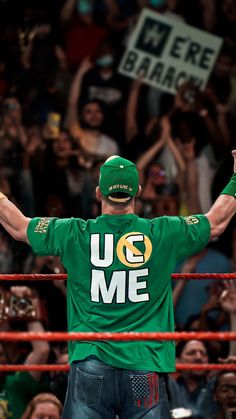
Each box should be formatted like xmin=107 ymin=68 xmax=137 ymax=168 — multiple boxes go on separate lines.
xmin=220 ymin=173 xmax=236 ymax=198
xmin=0 ymin=192 xmax=8 ymax=201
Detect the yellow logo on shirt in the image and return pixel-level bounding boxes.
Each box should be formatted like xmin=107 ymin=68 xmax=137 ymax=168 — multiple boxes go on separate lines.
xmin=184 ymin=216 xmax=199 ymax=225
xmin=34 ymin=217 xmax=51 ymax=233
xmin=116 ymin=232 xmax=152 ymax=267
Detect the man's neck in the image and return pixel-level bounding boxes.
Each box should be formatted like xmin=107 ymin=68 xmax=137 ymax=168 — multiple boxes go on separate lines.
xmin=56 ymin=157 xmax=69 ymax=168
xmin=86 ymin=128 xmax=100 ymax=136
xmin=80 ymin=15 xmax=93 ymax=25
xmin=101 ymin=202 xmax=135 ymax=215
xmin=102 ymin=207 xmax=134 ymax=215
xmin=99 ymin=68 xmax=113 ymax=77
xmin=182 ymin=375 xmax=205 ymax=393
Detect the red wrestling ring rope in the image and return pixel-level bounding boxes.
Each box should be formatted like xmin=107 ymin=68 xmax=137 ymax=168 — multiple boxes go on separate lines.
xmin=0 ymin=364 xmax=235 ymax=372
xmin=1 ymin=274 xmax=235 ymax=373
xmin=0 ymin=331 xmax=236 ymax=341
xmin=0 ymin=273 xmax=235 ymax=281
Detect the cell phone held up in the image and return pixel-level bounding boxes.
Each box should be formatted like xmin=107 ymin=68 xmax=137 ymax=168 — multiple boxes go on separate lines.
xmin=45 ymin=112 xmax=61 ymax=140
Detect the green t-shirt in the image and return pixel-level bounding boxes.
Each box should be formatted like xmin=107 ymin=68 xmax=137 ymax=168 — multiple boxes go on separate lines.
xmin=27 ymin=213 xmax=210 ymax=372
xmin=0 ymin=372 xmax=42 ymax=419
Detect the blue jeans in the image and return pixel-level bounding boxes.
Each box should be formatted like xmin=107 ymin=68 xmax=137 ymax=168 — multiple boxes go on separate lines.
xmin=62 ymin=357 xmax=171 ymax=418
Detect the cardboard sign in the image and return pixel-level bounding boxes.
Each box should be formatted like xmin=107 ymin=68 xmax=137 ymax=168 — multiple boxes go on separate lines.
xmin=118 ymin=9 xmax=223 ymax=94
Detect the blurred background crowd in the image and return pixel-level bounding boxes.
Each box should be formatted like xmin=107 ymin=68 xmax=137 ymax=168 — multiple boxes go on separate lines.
xmin=0 ymin=0 xmax=236 ymax=418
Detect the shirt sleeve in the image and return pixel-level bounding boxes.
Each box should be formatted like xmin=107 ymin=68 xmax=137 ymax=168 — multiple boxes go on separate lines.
xmin=27 ymin=217 xmax=73 ymax=257
xmin=161 ymin=214 xmax=211 ymax=264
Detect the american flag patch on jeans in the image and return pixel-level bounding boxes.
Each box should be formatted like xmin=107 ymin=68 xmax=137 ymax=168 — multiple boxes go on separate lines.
xmin=130 ymin=373 xmax=159 ymax=408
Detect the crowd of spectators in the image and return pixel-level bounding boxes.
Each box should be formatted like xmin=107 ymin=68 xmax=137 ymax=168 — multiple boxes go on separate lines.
xmin=0 ymin=0 xmax=236 ymax=418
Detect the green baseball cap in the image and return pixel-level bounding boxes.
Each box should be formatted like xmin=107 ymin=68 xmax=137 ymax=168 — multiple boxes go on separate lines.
xmin=99 ymin=155 xmax=139 ymax=203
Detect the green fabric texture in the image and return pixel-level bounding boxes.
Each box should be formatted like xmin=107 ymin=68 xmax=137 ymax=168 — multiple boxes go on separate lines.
xmin=27 ymin=213 xmax=210 ymax=373
xmin=0 ymin=372 xmax=43 ymax=419
xmin=99 ymin=156 xmax=139 ymax=197
xmin=220 ymin=173 xmax=236 ymax=198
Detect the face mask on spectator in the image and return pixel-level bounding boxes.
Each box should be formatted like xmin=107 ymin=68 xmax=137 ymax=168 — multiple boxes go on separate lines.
xmin=77 ymin=0 xmax=94 ymax=15
xmin=149 ymin=0 xmax=166 ymax=7
xmin=96 ymin=55 xmax=114 ymax=67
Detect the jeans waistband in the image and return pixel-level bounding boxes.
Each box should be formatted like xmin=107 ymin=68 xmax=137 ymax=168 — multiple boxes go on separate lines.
xmin=73 ymin=357 xmax=168 ymax=377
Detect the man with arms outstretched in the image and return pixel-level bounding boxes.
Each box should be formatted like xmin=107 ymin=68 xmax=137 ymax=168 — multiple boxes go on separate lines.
xmin=0 ymin=153 xmax=236 ymax=418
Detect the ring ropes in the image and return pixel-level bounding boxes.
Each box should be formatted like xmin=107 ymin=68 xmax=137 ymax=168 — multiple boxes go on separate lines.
xmin=0 ymin=273 xmax=236 ymax=372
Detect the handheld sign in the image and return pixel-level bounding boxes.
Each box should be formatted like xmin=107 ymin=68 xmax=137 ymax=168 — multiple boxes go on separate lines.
xmin=118 ymin=9 xmax=223 ymax=94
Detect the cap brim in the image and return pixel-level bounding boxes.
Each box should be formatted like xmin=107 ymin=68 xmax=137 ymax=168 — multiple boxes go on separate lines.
xmin=107 ymin=195 xmax=132 ymax=203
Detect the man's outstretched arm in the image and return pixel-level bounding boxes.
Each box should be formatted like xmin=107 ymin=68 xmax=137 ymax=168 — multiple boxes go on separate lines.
xmin=205 ymin=150 xmax=236 ymax=240
xmin=0 ymin=193 xmax=31 ymax=242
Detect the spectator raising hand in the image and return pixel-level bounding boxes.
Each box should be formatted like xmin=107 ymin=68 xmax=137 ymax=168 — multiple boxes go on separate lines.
xmin=219 ymin=280 xmax=236 ymax=360
xmin=66 ymin=56 xmax=119 ymax=167
xmin=220 ymin=280 xmax=236 ymax=314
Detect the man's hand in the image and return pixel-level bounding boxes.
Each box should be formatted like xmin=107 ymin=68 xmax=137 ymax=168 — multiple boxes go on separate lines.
xmin=10 ymin=285 xmax=34 ymax=299
xmin=232 ymin=150 xmax=236 ymax=173
xmin=218 ymin=355 xmax=236 ymax=363
xmin=78 ymin=56 xmax=93 ymax=76
xmin=219 ymin=281 xmax=236 ymax=314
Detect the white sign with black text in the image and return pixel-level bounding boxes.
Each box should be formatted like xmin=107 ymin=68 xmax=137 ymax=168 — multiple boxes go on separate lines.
xmin=118 ymin=9 xmax=223 ymax=94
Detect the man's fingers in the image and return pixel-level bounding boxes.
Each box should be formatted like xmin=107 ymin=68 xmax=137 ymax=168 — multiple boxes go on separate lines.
xmin=219 ymin=289 xmax=228 ymax=301
xmin=10 ymin=286 xmax=32 ymax=298
xmin=232 ymin=150 xmax=236 ymax=172
xmin=222 ymin=280 xmax=236 ymax=291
